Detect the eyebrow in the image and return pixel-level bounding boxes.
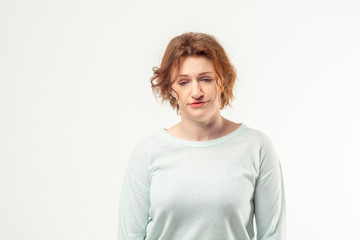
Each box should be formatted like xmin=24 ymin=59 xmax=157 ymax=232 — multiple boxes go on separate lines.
xmin=177 ymin=72 xmax=214 ymax=77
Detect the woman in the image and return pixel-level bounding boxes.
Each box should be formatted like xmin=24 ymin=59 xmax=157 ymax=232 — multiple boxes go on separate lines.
xmin=118 ymin=32 xmax=286 ymax=240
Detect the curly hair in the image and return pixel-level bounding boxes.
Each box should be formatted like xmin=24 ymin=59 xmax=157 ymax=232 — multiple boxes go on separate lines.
xmin=150 ymin=32 xmax=237 ymax=112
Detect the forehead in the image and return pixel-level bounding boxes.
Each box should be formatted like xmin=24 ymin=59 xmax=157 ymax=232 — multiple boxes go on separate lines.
xmin=176 ymin=56 xmax=215 ymax=75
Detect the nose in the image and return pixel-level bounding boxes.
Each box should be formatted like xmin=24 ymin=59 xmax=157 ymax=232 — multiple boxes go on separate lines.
xmin=191 ymin=81 xmax=203 ymax=99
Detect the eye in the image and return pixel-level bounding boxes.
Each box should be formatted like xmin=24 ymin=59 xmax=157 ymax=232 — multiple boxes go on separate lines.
xmin=179 ymin=80 xmax=189 ymax=86
xmin=201 ymin=78 xmax=213 ymax=82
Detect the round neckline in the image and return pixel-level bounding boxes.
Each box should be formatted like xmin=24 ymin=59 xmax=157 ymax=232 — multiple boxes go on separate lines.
xmin=159 ymin=122 xmax=247 ymax=148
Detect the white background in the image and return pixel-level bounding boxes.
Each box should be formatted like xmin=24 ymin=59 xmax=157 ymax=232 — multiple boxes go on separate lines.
xmin=1 ymin=0 xmax=359 ymax=239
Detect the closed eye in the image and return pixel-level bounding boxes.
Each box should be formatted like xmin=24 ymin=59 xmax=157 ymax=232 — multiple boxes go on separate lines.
xmin=200 ymin=78 xmax=213 ymax=82
xmin=179 ymin=81 xmax=189 ymax=86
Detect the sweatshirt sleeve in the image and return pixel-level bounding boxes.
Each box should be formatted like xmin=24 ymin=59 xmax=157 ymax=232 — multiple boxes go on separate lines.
xmin=117 ymin=141 xmax=151 ymax=240
xmin=254 ymin=133 xmax=286 ymax=240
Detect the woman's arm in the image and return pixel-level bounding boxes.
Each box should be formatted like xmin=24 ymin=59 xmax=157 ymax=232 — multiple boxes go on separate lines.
xmin=254 ymin=134 xmax=286 ymax=240
xmin=117 ymin=141 xmax=151 ymax=240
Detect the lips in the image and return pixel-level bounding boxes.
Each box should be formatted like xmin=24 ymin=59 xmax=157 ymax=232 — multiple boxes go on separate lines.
xmin=189 ymin=101 xmax=208 ymax=107
xmin=191 ymin=101 xmax=206 ymax=104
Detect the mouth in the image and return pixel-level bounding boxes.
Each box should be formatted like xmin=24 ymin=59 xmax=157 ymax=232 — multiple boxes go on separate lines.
xmin=189 ymin=101 xmax=208 ymax=107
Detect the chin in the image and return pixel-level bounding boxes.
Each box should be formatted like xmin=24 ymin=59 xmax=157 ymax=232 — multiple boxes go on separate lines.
xmin=180 ymin=104 xmax=220 ymax=122
xmin=188 ymin=111 xmax=218 ymax=123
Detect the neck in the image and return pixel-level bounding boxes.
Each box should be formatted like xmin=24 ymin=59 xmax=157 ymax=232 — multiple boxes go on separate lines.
xmin=179 ymin=112 xmax=226 ymax=141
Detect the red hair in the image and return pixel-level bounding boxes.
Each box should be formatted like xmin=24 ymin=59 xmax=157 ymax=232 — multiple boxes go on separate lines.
xmin=151 ymin=32 xmax=236 ymax=112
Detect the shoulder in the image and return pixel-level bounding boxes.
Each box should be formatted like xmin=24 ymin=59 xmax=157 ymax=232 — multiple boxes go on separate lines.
xmin=131 ymin=129 xmax=170 ymax=156
xmin=236 ymin=125 xmax=282 ymax=180
xmin=241 ymin=123 xmax=274 ymax=145
xmin=240 ymin=124 xmax=280 ymax=163
xmin=244 ymin=125 xmax=280 ymax=166
xmin=126 ymin=131 xmax=164 ymax=169
xmin=132 ymin=131 xmax=163 ymax=151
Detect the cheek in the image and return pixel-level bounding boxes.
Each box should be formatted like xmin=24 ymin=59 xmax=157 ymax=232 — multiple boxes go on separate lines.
xmin=211 ymin=86 xmax=220 ymax=101
xmin=175 ymin=89 xmax=189 ymax=101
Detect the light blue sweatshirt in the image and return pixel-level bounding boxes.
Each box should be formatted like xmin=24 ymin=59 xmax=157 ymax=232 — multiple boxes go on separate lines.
xmin=118 ymin=123 xmax=286 ymax=240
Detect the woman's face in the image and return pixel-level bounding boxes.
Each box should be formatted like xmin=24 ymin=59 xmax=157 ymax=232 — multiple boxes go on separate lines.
xmin=171 ymin=56 xmax=221 ymax=123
